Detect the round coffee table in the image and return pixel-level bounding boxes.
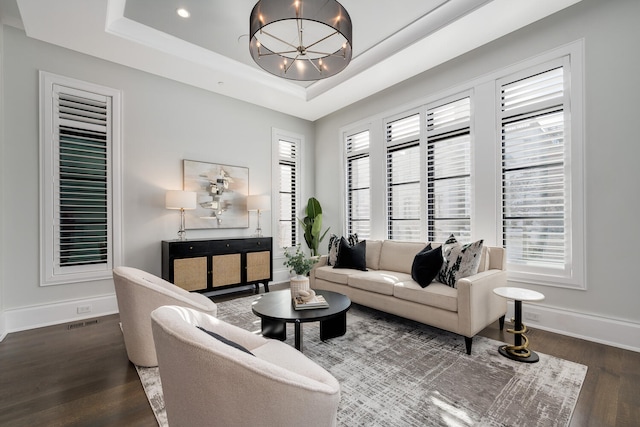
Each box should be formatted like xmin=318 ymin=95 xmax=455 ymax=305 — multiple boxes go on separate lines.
xmin=251 ymin=289 xmax=351 ymax=352
xmin=493 ymin=286 xmax=545 ymax=363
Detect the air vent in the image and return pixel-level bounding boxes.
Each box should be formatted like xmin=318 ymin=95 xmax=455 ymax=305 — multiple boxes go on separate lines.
xmin=67 ymin=319 xmax=99 ymax=330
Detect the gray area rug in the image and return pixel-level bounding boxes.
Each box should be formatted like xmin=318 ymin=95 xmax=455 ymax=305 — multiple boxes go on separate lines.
xmin=137 ymin=293 xmax=587 ymax=426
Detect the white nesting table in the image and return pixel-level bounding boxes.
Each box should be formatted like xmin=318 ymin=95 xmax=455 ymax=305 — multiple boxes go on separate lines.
xmin=493 ymin=287 xmax=545 ymax=363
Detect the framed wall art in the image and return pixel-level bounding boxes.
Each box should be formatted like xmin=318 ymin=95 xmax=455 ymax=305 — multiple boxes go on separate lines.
xmin=183 ymin=160 xmax=249 ymax=229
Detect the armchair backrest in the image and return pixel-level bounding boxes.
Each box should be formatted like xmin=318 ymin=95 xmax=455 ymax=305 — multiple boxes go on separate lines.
xmin=112 ymin=266 xmax=217 ymax=367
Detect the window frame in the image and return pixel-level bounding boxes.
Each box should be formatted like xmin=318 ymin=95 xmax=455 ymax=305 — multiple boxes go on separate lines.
xmin=344 ymin=128 xmax=371 ymax=239
xmin=39 ymin=71 xmax=122 ymax=286
xmin=497 ymin=54 xmax=585 ymax=289
xmin=425 ymin=94 xmax=473 ymax=243
xmin=384 ymin=110 xmax=424 ymax=242
xmin=271 ymin=128 xmax=302 ymax=256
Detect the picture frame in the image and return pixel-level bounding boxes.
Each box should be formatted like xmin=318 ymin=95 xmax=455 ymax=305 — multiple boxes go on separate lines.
xmin=183 ymin=160 xmax=249 ymax=229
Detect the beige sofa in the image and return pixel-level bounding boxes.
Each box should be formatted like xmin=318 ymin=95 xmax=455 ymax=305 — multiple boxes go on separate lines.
xmin=310 ymin=240 xmax=507 ymax=354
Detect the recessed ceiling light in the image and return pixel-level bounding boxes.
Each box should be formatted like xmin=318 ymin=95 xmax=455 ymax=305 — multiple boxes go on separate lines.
xmin=176 ymin=8 xmax=190 ymax=18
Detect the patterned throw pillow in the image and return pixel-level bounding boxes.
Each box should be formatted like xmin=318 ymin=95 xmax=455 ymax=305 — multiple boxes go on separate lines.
xmin=436 ymin=234 xmax=484 ymax=288
xmin=327 ymin=233 xmax=358 ymax=266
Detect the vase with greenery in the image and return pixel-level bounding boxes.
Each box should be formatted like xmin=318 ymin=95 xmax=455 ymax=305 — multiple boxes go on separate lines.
xmin=283 ymin=245 xmax=317 ymax=277
xmin=298 ymin=197 xmax=330 ymax=257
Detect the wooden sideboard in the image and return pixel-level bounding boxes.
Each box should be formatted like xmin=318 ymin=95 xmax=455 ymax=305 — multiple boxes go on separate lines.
xmin=162 ymin=237 xmax=272 ymax=293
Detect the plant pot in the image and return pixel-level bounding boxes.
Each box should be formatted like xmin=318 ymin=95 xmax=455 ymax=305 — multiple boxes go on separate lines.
xmin=290 ymin=275 xmax=310 ymax=298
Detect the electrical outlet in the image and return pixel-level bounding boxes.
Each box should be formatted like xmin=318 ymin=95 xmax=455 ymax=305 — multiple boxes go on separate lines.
xmin=524 ymin=311 xmax=540 ymax=322
xmin=77 ymin=305 xmax=92 ymax=314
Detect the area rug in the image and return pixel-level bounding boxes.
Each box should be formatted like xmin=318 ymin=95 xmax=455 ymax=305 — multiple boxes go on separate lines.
xmin=137 ymin=293 xmax=587 ymax=427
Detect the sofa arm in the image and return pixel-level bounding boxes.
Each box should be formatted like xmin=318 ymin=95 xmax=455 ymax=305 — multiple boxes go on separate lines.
xmin=311 ymin=255 xmax=328 ymax=274
xmin=309 ymin=255 xmax=328 ymax=288
xmin=456 ymin=269 xmax=508 ymax=337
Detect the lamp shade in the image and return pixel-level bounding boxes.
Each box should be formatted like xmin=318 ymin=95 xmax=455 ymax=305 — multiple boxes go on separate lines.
xmin=165 ymin=190 xmax=197 ymax=210
xmin=247 ymin=195 xmax=271 ymax=211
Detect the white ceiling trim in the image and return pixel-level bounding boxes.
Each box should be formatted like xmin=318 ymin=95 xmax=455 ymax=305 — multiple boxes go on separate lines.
xmin=15 ymin=0 xmax=582 ymax=121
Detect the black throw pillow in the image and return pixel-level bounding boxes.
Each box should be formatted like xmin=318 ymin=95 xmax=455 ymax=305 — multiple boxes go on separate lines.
xmin=196 ymin=326 xmax=254 ymax=356
xmin=411 ymin=244 xmax=443 ymax=288
xmin=333 ymin=237 xmax=367 ymax=271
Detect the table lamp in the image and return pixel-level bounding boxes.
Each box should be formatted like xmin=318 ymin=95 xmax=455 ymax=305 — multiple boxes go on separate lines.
xmin=166 ymin=190 xmax=197 ymax=240
xmin=247 ymin=195 xmax=271 ymax=237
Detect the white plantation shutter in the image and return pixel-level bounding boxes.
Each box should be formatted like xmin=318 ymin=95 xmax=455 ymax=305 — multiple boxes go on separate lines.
xmin=55 ymin=89 xmax=110 ymax=269
xmin=426 ymin=97 xmax=471 ymax=242
xmin=41 ymin=72 xmax=121 ymax=285
xmin=500 ymin=65 xmax=568 ymax=271
xmin=346 ymin=130 xmax=370 ymax=239
xmin=386 ymin=113 xmax=421 ymax=241
xmin=278 ymin=139 xmax=298 ymax=249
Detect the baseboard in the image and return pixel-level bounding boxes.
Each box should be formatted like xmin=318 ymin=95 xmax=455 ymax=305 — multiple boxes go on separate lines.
xmin=4 ymin=294 xmax=119 ymax=334
xmin=506 ymin=301 xmax=640 ymax=353
xmin=0 ymin=312 xmax=7 ymax=342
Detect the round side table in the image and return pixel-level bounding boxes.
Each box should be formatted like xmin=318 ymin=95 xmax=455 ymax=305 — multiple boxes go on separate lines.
xmin=493 ymin=287 xmax=544 ymax=363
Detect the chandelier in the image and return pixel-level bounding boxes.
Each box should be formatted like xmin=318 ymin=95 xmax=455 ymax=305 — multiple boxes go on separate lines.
xmin=249 ymin=0 xmax=353 ymax=81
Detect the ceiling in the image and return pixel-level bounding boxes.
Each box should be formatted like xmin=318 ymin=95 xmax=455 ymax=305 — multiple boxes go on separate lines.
xmin=2 ymin=0 xmax=582 ymax=121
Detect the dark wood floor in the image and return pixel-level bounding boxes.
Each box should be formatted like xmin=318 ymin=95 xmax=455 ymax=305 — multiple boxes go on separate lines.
xmin=1 ymin=288 xmax=638 ymax=426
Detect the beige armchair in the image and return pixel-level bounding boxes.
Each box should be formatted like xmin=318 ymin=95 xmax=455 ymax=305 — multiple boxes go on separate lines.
xmin=112 ymin=266 xmax=217 ymax=367
xmin=151 ymin=305 xmax=341 ymax=427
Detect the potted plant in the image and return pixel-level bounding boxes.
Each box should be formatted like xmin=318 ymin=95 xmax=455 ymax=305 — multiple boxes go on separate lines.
xmin=283 ymin=245 xmax=317 ymax=277
xmin=283 ymin=245 xmax=317 ymax=298
xmin=298 ymin=197 xmax=330 ymax=257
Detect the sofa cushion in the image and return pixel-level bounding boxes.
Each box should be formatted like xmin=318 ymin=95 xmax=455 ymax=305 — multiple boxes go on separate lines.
xmin=314 ymin=266 xmax=353 ymax=285
xmin=365 ymin=240 xmax=383 ymax=270
xmin=348 ymin=271 xmax=411 ymax=296
xmin=378 ymin=241 xmax=427 ymax=274
xmin=327 ymin=233 xmax=358 ymax=266
xmin=393 ymin=281 xmax=458 ymax=312
xmin=411 ymin=244 xmax=443 ymax=288
xmin=334 ymin=238 xmax=367 ymax=271
xmin=436 ymin=235 xmax=484 ymax=288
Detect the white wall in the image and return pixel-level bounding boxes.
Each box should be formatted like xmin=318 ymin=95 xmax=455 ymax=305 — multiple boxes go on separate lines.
xmin=0 ymin=25 xmax=314 ymax=332
xmin=315 ymin=0 xmax=640 ymax=347
xmin=0 ymin=22 xmax=6 ymax=339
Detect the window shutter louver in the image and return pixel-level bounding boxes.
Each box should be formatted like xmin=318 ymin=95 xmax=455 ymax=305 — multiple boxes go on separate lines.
xmin=53 ymin=87 xmax=111 ymax=271
xmin=427 ymin=97 xmax=471 ymax=242
xmin=500 ymin=67 xmax=567 ymax=270
xmin=386 ymin=114 xmax=421 ymax=241
xmin=278 ymin=139 xmax=297 ymax=248
xmin=346 ymin=130 xmax=370 ymax=238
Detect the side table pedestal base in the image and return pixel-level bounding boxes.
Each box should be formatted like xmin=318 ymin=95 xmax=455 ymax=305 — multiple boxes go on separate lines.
xmin=498 ymin=345 xmax=540 ymax=363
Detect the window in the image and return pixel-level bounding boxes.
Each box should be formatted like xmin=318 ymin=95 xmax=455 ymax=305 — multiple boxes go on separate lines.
xmin=499 ymin=57 xmax=583 ymax=287
xmin=345 ymin=130 xmax=370 ymax=239
xmin=339 ymin=43 xmax=583 ymax=288
xmin=272 ymin=130 xmax=301 ymax=250
xmin=40 ymin=71 xmax=121 ymax=285
xmin=426 ymin=96 xmax=471 ymax=242
xmin=386 ymin=113 xmax=422 ymax=241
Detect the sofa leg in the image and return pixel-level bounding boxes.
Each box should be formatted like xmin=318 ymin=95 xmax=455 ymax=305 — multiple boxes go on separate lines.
xmin=499 ymin=315 xmax=505 ymax=331
xmin=464 ymin=336 xmax=473 ymax=355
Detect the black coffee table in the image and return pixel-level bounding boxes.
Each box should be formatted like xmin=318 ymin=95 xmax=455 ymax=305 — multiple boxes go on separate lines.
xmin=251 ymin=289 xmax=351 ymax=352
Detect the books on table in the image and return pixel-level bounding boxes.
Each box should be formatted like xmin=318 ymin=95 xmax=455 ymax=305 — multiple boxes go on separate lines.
xmin=293 ymin=294 xmax=329 ymax=310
